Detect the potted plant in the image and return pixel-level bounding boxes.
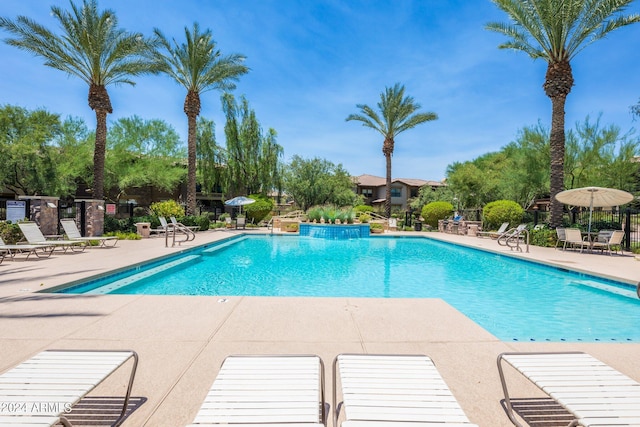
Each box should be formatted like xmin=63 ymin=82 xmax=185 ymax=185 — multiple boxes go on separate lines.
xmin=370 ymin=223 xmax=384 ymax=234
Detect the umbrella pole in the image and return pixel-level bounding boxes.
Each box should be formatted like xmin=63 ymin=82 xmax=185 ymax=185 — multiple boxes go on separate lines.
xmin=588 ymin=194 xmax=593 ymax=234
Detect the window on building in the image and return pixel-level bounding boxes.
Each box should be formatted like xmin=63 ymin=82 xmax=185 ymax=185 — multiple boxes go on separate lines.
xmin=361 ymin=189 xmax=373 ymax=197
xmin=391 ymin=188 xmax=402 ymax=198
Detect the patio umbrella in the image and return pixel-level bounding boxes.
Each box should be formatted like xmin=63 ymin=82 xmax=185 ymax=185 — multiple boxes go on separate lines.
xmin=224 ymin=196 xmax=256 ymax=214
xmin=554 ymin=186 xmax=634 ymax=233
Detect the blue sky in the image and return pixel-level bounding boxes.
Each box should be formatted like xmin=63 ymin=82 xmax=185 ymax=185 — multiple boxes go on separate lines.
xmin=1 ymin=0 xmax=639 ymax=181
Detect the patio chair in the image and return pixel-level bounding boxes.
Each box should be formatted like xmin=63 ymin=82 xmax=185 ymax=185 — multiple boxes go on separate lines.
xmin=333 ymin=354 xmax=478 ymax=427
xmin=590 ymin=229 xmax=625 ymax=256
xmin=0 ymin=236 xmax=54 ymax=260
xmin=235 ymin=216 xmax=246 ymax=230
xmin=497 ymin=352 xmax=640 ymax=427
xmin=17 ymin=222 xmax=86 ymax=253
xmin=563 ymin=228 xmax=589 ymax=252
xmin=477 ymin=222 xmax=509 ymax=239
xmin=554 ymin=227 xmax=567 ymax=249
xmin=60 ymin=219 xmax=118 ymax=247
xmin=0 ymin=349 xmax=138 ymax=427
xmin=187 ymin=355 xmax=326 ymax=426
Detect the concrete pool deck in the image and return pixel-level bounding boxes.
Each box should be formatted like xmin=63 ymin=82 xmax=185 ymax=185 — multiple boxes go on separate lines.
xmin=0 ymin=228 xmax=638 ymax=426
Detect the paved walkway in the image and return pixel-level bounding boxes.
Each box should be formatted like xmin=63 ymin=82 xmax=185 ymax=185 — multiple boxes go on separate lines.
xmin=0 ymin=228 xmax=638 ymax=427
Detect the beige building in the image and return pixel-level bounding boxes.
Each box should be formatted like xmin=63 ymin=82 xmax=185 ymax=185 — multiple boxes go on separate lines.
xmin=354 ymin=174 xmax=444 ymax=211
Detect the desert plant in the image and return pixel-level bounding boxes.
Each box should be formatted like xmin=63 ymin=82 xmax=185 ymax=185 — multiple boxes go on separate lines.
xmin=482 ymin=200 xmax=524 ymax=230
xmin=421 ymin=201 xmax=454 ymax=228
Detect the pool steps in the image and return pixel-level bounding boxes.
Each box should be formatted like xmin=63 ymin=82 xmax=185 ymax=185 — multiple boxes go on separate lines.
xmin=85 ymin=255 xmax=201 ymax=294
xmin=202 ymin=236 xmax=247 ymax=253
xmin=572 ymin=279 xmax=638 ymax=300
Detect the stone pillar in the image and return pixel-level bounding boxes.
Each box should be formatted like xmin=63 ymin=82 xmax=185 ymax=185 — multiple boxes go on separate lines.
xmin=74 ymin=199 xmax=105 ymax=236
xmin=18 ymin=196 xmax=60 ymax=236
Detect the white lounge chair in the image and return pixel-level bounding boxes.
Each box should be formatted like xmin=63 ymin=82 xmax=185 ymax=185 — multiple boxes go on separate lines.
xmin=0 ymin=236 xmax=54 ymax=260
xmin=18 ymin=222 xmax=86 ymax=253
xmin=333 ymin=354 xmax=478 ymax=427
xmin=60 ymin=219 xmax=118 ymax=247
xmin=0 ymin=349 xmax=138 ymax=427
xmin=477 ymin=222 xmax=509 ymax=239
xmin=497 ymin=352 xmax=640 ymax=427
xmin=187 ymin=355 xmax=326 ymax=426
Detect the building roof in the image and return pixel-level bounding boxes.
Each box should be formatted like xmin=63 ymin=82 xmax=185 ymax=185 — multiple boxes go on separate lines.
xmin=355 ymin=174 xmax=444 ymax=188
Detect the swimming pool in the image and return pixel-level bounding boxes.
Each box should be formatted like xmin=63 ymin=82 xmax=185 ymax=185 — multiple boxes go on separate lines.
xmin=55 ymin=235 xmax=640 ymax=342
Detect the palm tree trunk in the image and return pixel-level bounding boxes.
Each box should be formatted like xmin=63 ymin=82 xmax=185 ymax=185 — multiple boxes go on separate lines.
xmin=93 ymin=110 xmax=108 ymax=200
xmin=544 ymin=60 xmax=573 ymax=228
xmin=549 ymin=95 xmax=567 ymax=228
xmin=384 ymin=153 xmax=392 ymax=218
xmin=186 ymin=112 xmax=197 ymax=216
xmin=88 ymin=83 xmax=113 ymax=201
xmin=184 ymin=90 xmax=201 ymax=216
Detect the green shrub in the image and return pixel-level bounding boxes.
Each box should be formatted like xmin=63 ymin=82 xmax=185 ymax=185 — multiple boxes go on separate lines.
xmin=354 ymin=205 xmax=373 ymax=214
xmin=244 ymin=195 xmax=274 ymax=224
xmin=196 ymin=214 xmax=210 ymax=231
xmin=482 ymin=200 xmax=524 ymax=230
xmin=530 ymin=227 xmax=556 ymax=247
xmin=150 ymin=200 xmax=184 ymax=218
xmin=104 ymin=231 xmax=141 ymax=240
xmin=421 ymin=201 xmax=454 ymax=228
xmin=0 ymin=221 xmax=22 ymax=244
xmin=359 ymin=213 xmax=371 ymax=223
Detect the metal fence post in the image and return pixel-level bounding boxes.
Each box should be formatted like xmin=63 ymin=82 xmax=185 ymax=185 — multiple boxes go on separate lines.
xmin=624 ymin=208 xmax=631 ymax=252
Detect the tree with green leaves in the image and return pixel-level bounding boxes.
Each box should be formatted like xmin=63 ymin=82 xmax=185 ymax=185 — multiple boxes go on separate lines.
xmin=0 ymin=105 xmax=93 ymax=197
xmin=283 ymin=156 xmax=356 ymax=211
xmin=150 ymin=23 xmax=249 ymax=215
xmin=346 ymin=83 xmax=437 ymax=217
xmin=105 ymin=116 xmax=186 ymax=202
xmin=486 ymin=0 xmax=640 ymax=227
xmin=196 ymin=117 xmax=226 ymax=196
xmin=222 ymin=93 xmax=283 ymax=197
xmin=0 ymin=105 xmax=62 ymax=196
xmin=0 ymin=0 xmax=159 ymax=200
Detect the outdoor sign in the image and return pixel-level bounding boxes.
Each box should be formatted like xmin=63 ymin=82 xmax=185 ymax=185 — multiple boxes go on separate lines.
xmin=6 ymin=200 xmax=26 ymax=223
xmin=106 ymin=203 xmax=116 ymax=215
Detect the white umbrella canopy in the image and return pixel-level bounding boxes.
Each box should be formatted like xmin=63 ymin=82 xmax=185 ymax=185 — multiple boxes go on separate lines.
xmin=555 ymin=186 xmax=634 ymax=233
xmin=224 ymin=196 xmax=256 ymax=214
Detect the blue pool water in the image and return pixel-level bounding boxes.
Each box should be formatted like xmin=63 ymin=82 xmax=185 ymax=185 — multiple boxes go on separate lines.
xmin=56 ymin=235 xmax=640 ymax=342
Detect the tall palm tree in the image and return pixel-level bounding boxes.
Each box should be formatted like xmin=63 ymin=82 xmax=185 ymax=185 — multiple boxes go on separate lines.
xmin=487 ymin=0 xmax=640 ymax=227
xmin=346 ymin=83 xmax=437 ymax=218
xmin=0 ymin=0 xmax=158 ymax=200
xmin=150 ymin=23 xmax=248 ymax=215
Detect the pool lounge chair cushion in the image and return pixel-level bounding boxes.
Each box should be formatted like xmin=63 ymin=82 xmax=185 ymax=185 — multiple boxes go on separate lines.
xmin=333 ymin=354 xmax=478 ymax=427
xmin=0 ymin=349 xmax=138 ymax=427
xmin=60 ymin=219 xmax=118 ymax=247
xmin=497 ymin=352 xmax=640 ymax=427
xmin=188 ymin=355 xmax=325 ymax=426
